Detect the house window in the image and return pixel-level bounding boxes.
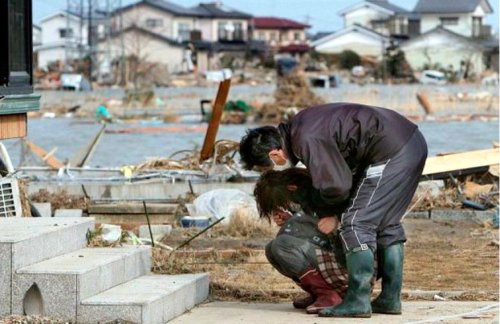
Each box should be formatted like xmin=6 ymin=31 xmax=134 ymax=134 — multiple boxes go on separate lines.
xmin=233 ymin=22 xmax=243 ymax=40
xmin=440 ymin=17 xmax=458 ymax=26
xmin=59 ymin=28 xmax=74 ymax=38
xmin=472 ymin=17 xmax=482 ymax=37
xmin=390 ymin=16 xmax=408 ymax=35
xmin=178 ymin=23 xmax=190 ymax=41
xmin=372 ymin=21 xmax=387 ymax=34
xmin=145 ymin=18 xmax=163 ymax=28
xmin=0 ymin=0 xmax=33 ymax=94
xmin=258 ymin=31 xmax=265 ymax=40
xmin=269 ymin=31 xmax=277 ymax=41
xmin=218 ymin=22 xmax=229 ymax=40
xmin=294 ymin=32 xmax=301 ymax=41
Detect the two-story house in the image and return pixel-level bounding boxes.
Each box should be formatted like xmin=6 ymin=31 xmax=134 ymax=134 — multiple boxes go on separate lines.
xmin=312 ymin=0 xmax=415 ymax=58
xmin=107 ymin=0 xmax=261 ymax=74
xmin=252 ymin=17 xmax=310 ymax=57
xmin=400 ymin=0 xmax=497 ymax=76
xmin=34 ymin=11 xmax=88 ymax=70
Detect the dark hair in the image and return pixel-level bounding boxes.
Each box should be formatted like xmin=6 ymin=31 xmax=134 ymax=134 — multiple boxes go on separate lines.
xmin=254 ymin=168 xmax=316 ymax=219
xmin=239 ymin=126 xmax=282 ymax=170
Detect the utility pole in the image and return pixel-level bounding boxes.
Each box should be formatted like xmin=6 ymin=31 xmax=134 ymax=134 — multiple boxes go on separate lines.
xmin=88 ymin=0 xmax=93 ymax=89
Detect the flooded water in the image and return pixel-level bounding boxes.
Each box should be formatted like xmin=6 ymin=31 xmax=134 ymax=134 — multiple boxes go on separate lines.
xmin=2 ymin=118 xmax=498 ymax=167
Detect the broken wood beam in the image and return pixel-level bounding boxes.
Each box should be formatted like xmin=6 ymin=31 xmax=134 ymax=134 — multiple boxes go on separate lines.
xmin=199 ymin=78 xmax=231 ymax=162
xmin=23 ymin=139 xmax=64 ymax=169
xmin=422 ymin=148 xmax=499 ymax=180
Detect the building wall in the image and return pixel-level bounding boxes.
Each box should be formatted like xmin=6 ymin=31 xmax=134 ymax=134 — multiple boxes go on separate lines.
xmin=37 ymin=46 xmax=76 ymax=69
xmin=343 ymin=6 xmax=391 ymax=28
xmin=106 ymin=30 xmax=185 ymax=74
xmin=401 ymin=33 xmax=485 ymax=74
xmin=33 ymin=27 xmax=42 ymax=46
xmin=315 ymin=31 xmax=386 ymax=57
xmin=211 ymin=18 xmax=249 ymax=42
xmin=41 ymin=14 xmax=87 ymax=45
xmin=198 ymin=19 xmax=213 ymax=41
xmin=254 ymin=28 xmax=306 ymax=46
xmin=419 ymin=7 xmax=485 ymax=37
xmin=117 ymin=5 xmax=175 ymax=37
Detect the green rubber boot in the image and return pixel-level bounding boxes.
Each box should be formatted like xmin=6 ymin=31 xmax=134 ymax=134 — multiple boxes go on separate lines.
xmin=371 ymin=243 xmax=404 ymax=314
xmin=318 ymin=248 xmax=374 ymax=318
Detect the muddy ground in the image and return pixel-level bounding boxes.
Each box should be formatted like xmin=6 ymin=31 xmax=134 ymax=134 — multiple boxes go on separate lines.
xmin=158 ymin=217 xmax=499 ymax=302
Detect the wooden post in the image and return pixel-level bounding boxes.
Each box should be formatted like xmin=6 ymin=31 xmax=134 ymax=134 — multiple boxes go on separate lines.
xmin=416 ymin=91 xmax=433 ymax=115
xmin=199 ymin=78 xmax=231 ymax=162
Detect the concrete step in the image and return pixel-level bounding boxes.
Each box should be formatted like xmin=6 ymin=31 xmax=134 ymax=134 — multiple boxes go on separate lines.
xmin=12 ymin=246 xmax=151 ymax=321
xmin=0 ymin=217 xmax=94 ymax=317
xmin=79 ymin=274 xmax=209 ymax=324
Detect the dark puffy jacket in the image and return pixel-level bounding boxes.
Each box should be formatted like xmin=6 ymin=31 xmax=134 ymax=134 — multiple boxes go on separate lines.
xmin=278 ymin=102 xmax=417 ymax=206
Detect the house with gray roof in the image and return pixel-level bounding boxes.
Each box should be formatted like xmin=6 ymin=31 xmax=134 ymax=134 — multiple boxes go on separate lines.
xmin=313 ymin=0 xmax=415 ymax=57
xmin=414 ymin=0 xmax=494 ymax=38
xmin=400 ymin=0 xmax=497 ymax=76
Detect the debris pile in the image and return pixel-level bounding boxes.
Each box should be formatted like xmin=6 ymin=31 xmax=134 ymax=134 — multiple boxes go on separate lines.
xmin=30 ymin=189 xmax=89 ymax=212
xmin=257 ymin=73 xmax=325 ymax=123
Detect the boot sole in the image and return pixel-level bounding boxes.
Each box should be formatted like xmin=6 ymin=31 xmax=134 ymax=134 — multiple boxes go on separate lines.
xmin=318 ymin=313 xmax=371 ymax=318
xmin=372 ymin=310 xmax=402 ymax=315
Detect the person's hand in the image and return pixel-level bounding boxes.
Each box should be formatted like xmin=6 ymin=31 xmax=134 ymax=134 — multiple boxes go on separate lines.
xmin=318 ymin=216 xmax=339 ymax=234
xmin=272 ymin=209 xmax=292 ymax=226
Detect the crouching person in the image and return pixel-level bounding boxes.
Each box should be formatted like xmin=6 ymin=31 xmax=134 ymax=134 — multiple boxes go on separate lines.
xmin=255 ymin=168 xmax=347 ymax=314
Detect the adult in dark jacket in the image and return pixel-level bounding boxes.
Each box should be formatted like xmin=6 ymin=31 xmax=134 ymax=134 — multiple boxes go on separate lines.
xmin=239 ymin=103 xmax=428 ymax=318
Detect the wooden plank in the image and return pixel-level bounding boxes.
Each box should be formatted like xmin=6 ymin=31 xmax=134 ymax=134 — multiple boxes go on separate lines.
xmin=23 ymin=139 xmax=64 ymax=169
xmin=93 ymin=214 xmax=176 ymax=230
xmin=422 ymin=148 xmax=499 ymax=176
xmin=0 ymin=114 xmax=27 ymax=139
xmin=88 ymin=202 xmax=178 ymax=214
xmin=199 ymin=78 xmax=231 ymax=162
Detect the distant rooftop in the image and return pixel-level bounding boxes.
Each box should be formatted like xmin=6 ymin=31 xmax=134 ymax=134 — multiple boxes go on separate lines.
xmin=253 ymin=17 xmax=310 ymax=29
xmin=413 ymin=0 xmax=493 ymax=13
xmin=366 ymin=0 xmax=409 ymax=14
xmin=117 ymin=0 xmax=252 ymax=19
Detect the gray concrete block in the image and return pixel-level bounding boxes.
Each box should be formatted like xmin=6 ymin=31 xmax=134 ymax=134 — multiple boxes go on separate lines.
xmin=11 ymin=273 xmax=76 ymax=320
xmin=13 ymin=246 xmax=150 ymax=321
xmin=54 ymin=209 xmax=83 ymax=217
xmin=0 ymin=218 xmax=94 ymax=270
xmin=11 ymin=218 xmax=94 ymax=270
xmin=32 ymin=203 xmax=52 ymax=217
xmin=0 ymin=244 xmax=12 ymax=317
xmin=79 ymin=273 xmax=209 ymax=324
xmin=139 ymin=224 xmax=172 ymax=240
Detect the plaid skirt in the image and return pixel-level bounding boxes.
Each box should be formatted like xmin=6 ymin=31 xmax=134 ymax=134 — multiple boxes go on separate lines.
xmin=316 ymin=247 xmax=378 ymax=297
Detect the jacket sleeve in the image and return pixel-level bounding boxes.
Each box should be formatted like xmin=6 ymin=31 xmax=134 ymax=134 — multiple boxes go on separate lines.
xmin=296 ymin=135 xmax=352 ymax=208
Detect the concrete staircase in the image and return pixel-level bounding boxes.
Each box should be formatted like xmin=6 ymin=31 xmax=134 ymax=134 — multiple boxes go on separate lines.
xmin=0 ymin=217 xmax=209 ymax=323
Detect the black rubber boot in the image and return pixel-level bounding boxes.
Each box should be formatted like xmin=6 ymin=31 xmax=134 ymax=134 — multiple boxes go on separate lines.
xmin=371 ymin=243 xmax=404 ymax=314
xmin=318 ymin=249 xmax=374 ymax=318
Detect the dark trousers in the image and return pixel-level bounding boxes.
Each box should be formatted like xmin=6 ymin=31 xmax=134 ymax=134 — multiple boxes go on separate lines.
xmin=339 ymin=129 xmax=428 ymax=253
xmin=265 ymin=235 xmax=318 ymax=281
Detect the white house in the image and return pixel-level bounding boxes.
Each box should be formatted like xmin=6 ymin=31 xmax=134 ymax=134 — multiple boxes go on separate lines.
xmin=402 ymin=0 xmax=497 ymax=75
xmin=413 ymin=0 xmax=494 ymax=38
xmin=35 ymin=11 xmax=88 ymax=69
xmin=313 ymin=0 xmax=413 ymax=57
xmin=400 ymin=27 xmax=486 ymax=75
xmin=312 ymin=24 xmax=390 ymax=57
xmin=32 ymin=24 xmax=41 ymax=46
xmin=338 ymin=0 xmax=419 ymax=37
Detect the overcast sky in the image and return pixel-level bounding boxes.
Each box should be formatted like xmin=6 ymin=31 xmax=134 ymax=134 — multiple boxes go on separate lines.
xmin=34 ymin=0 xmax=499 ymax=34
